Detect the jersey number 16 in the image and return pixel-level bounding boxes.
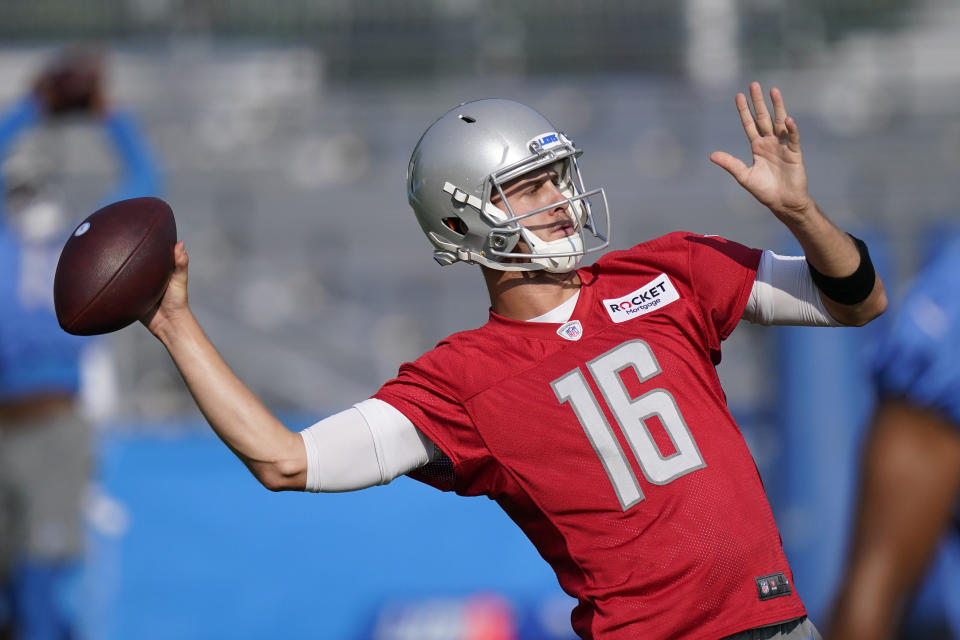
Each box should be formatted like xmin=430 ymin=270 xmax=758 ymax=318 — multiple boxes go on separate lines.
xmin=551 ymin=339 xmax=705 ymax=511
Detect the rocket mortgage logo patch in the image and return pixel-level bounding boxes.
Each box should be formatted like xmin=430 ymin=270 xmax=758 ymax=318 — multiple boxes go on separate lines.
xmin=602 ymin=273 xmax=679 ymax=324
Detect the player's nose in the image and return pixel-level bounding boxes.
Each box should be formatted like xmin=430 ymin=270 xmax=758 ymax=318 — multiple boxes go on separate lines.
xmin=544 ymin=183 xmax=570 ymax=214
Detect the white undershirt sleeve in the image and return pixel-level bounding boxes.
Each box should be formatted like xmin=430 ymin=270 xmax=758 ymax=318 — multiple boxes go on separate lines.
xmin=299 ymin=398 xmax=437 ymax=493
xmin=742 ymin=250 xmax=840 ymax=327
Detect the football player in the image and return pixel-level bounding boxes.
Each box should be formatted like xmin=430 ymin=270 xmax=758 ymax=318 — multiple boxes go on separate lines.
xmin=142 ymin=82 xmax=886 ymax=640
xmin=827 ymin=239 xmax=960 ymax=640
xmin=0 ymin=48 xmax=162 ymax=640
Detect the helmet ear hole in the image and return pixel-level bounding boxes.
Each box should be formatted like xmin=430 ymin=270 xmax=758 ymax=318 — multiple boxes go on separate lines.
xmin=442 ymin=216 xmax=468 ymax=236
xmin=458 ymin=115 xmax=476 ymax=124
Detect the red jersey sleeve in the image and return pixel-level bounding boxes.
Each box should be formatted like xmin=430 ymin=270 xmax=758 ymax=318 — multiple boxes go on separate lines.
xmin=373 ymin=352 xmax=492 ymax=494
xmin=684 ymin=234 xmax=762 ymax=349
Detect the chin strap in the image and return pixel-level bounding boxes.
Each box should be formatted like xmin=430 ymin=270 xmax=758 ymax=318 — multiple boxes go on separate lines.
xmin=519 ymin=227 xmax=584 ymax=273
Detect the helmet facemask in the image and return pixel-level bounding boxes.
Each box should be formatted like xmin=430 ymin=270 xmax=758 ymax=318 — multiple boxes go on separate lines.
xmin=489 ymin=146 xmax=607 ymax=272
xmin=443 ymin=132 xmax=610 ymax=273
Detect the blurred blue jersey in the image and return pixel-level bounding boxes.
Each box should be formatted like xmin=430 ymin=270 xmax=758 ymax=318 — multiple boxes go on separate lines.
xmin=871 ymin=238 xmax=960 ymax=636
xmin=0 ymin=96 xmax=161 ymax=401
xmin=873 ymin=240 xmax=960 ymax=425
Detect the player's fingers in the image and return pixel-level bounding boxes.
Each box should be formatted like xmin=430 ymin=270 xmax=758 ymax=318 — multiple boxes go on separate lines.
xmin=143 ymin=243 xmax=189 ymax=330
xmin=169 ymin=242 xmax=189 ymax=293
xmin=749 ymin=82 xmax=774 ymax=136
xmin=784 ymin=117 xmax=802 ymax=153
xmin=173 ymin=241 xmax=188 ymax=268
xmin=770 ymin=87 xmax=788 ymax=137
xmin=735 ymin=93 xmax=760 ymax=142
xmin=709 ymin=151 xmax=749 ymax=183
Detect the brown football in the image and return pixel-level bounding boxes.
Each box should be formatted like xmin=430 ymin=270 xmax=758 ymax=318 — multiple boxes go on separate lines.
xmin=54 ymin=197 xmax=176 ymax=335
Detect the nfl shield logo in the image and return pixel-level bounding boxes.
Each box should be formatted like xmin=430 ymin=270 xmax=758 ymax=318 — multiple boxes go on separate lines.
xmin=756 ymin=573 xmax=790 ymax=601
xmin=557 ymin=320 xmax=583 ymax=341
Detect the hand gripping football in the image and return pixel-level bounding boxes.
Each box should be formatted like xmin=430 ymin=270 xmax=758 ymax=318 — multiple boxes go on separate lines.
xmin=54 ymin=197 xmax=177 ymax=335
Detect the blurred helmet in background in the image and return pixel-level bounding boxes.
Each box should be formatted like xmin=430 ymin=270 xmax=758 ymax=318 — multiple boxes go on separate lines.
xmin=407 ymin=98 xmax=610 ymax=273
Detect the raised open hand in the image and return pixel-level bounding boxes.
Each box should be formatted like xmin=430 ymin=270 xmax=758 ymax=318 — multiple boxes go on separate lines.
xmin=710 ymin=82 xmax=814 ymax=222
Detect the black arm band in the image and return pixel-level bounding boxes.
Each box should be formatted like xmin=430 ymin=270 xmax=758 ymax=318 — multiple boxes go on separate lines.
xmin=806 ymin=234 xmax=876 ymax=305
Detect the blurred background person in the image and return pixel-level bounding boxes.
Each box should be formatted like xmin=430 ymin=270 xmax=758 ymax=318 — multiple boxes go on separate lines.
xmin=0 ymin=48 xmax=161 ymax=640
xmin=827 ymin=237 xmax=960 ymax=640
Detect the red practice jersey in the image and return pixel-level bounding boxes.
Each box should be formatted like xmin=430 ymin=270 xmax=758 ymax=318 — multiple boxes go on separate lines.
xmin=374 ymin=232 xmax=806 ymax=640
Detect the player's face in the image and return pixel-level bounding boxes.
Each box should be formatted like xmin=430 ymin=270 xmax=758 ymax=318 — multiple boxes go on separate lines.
xmin=491 ymin=167 xmax=575 ymax=244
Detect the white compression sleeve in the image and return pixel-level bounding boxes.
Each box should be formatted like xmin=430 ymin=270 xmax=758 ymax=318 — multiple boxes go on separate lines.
xmin=299 ymin=398 xmax=437 ymax=493
xmin=742 ymin=250 xmax=840 ymax=327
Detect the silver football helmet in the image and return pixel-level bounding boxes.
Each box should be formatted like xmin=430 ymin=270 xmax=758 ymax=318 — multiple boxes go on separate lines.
xmin=407 ymin=99 xmax=610 ymax=273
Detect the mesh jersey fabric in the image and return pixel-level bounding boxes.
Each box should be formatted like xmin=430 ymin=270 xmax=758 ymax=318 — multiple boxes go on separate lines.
xmin=374 ymin=231 xmax=806 ymax=640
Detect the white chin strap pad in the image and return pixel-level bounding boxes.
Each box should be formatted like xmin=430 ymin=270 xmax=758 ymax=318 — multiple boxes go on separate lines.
xmin=519 ymin=227 xmax=584 ymax=273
